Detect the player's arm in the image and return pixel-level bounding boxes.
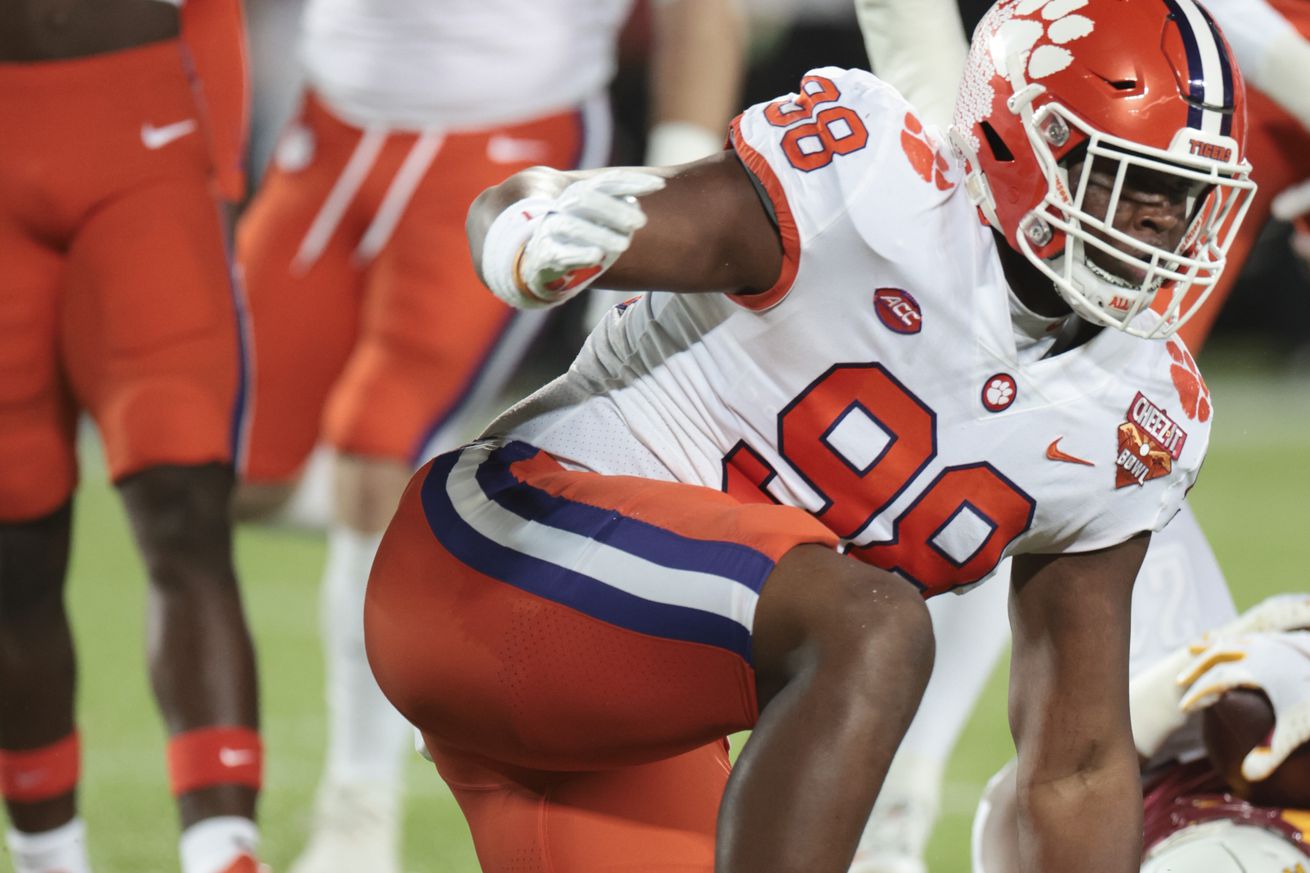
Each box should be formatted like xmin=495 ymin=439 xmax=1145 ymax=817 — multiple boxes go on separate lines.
xmin=1202 ymin=0 xmax=1310 ymax=133
xmin=1007 ymin=534 xmax=1149 ymax=873
xmin=853 ymin=0 xmax=967 ymax=130
xmin=645 ymin=0 xmax=744 ymax=165
xmin=466 ymin=153 xmax=783 ymax=309
xmin=1204 ymin=0 xmax=1310 ymax=266
xmin=1131 ymin=592 xmax=1310 ymax=761
xmin=180 ymin=0 xmax=250 ymax=204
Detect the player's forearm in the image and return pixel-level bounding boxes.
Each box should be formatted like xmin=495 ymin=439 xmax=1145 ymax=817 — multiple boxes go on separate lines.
xmin=854 ymin=0 xmax=967 ymax=130
xmin=468 ymin=155 xmax=778 ymax=307
xmin=1203 ymin=0 xmax=1310 ymax=132
xmin=1016 ymin=750 xmax=1142 ymax=873
xmin=647 ymin=0 xmax=744 ymax=164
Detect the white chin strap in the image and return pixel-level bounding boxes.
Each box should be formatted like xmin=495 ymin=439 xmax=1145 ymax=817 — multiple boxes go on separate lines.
xmin=1048 ymin=239 xmax=1159 ymax=333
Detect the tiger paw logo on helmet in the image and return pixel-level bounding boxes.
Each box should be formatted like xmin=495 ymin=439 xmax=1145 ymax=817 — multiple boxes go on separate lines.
xmin=953 ymin=0 xmax=1257 ymax=341
xmin=900 ymin=113 xmax=954 ymax=191
xmin=993 ymin=0 xmax=1095 ymax=81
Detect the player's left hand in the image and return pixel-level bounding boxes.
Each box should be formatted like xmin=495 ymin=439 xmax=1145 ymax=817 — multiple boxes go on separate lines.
xmin=517 ymin=169 xmax=667 ymax=305
xmin=1177 ymin=630 xmax=1310 ymax=782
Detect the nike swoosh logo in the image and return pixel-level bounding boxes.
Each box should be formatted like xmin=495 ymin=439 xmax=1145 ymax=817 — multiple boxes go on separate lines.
xmin=486 ymin=134 xmax=550 ymax=164
xmin=218 ymin=747 xmax=256 ymax=768
xmin=141 ymin=119 xmax=198 ymax=150
xmin=1046 ymin=438 xmax=1094 ymax=467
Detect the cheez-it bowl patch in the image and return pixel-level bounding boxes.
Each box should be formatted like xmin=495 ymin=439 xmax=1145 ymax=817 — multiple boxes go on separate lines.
xmin=1115 ymin=393 xmax=1186 ymax=489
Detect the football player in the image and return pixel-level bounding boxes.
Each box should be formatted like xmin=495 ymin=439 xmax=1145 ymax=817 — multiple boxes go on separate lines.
xmin=362 ymin=1 xmax=1258 ymax=870
xmin=232 ymin=1 xmax=744 ymax=871
xmin=972 ymin=593 xmax=1310 ymax=872
xmin=0 ymin=2 xmax=264 ymax=873
xmin=850 ymin=0 xmax=1310 ymax=869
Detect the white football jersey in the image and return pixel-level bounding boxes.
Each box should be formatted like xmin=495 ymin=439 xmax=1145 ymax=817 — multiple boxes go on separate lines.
xmin=300 ymin=0 xmax=633 ymax=129
xmin=494 ymin=67 xmax=1214 ymax=596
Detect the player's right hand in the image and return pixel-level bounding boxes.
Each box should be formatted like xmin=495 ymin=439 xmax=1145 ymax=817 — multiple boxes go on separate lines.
xmin=516 ymin=169 xmax=667 ymax=306
xmin=1222 ymin=592 xmax=1310 ymax=636
xmin=1272 ymin=179 xmax=1310 ymax=269
xmin=1177 ymin=630 xmax=1310 ymax=782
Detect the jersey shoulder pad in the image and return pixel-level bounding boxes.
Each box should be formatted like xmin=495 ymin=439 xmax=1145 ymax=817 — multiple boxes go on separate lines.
xmin=1031 ymin=333 xmax=1215 ymax=555
xmin=728 ymin=67 xmax=965 ymax=310
xmin=1117 ymin=335 xmax=1213 ymax=531
xmin=732 ymin=66 xmax=959 ymax=232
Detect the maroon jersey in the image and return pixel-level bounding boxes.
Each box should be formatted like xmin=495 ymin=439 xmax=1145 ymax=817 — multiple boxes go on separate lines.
xmin=1142 ymin=759 xmax=1310 ymax=859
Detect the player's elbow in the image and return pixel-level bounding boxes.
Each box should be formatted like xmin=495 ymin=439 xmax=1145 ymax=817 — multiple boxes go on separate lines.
xmin=1012 ymin=744 xmax=1142 ymax=869
xmin=1014 ymin=736 xmax=1140 ymax=814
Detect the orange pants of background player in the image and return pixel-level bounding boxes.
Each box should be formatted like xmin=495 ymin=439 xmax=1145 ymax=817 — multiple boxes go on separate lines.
xmin=365 ymin=441 xmax=840 ymax=871
xmin=237 ymin=93 xmax=603 ymax=483
xmin=0 ymin=41 xmax=242 ymax=522
xmin=1177 ymin=0 xmax=1310 ymax=350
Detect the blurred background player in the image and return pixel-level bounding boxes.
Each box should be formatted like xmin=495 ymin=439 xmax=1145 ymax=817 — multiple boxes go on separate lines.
xmin=849 ymin=1 xmax=1310 ymax=870
xmin=0 ymin=2 xmax=265 ymax=873
xmin=231 ymin=2 xmax=744 ymax=871
xmin=972 ymin=592 xmax=1310 ymax=872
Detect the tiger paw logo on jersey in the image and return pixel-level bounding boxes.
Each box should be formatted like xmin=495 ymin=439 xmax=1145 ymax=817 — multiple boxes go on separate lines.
xmin=1115 ymin=392 xmax=1187 ymax=489
xmin=1167 ymin=340 xmax=1212 ymax=422
xmin=901 ymin=113 xmax=954 ymax=191
xmin=995 ymin=0 xmax=1096 ymax=81
xmin=982 ymin=373 xmax=1017 ymax=412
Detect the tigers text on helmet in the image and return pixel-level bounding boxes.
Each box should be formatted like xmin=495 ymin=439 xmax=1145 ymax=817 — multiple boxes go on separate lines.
xmin=950 ymin=0 xmax=1257 ymax=339
xmin=1140 ymin=820 xmax=1310 ymax=872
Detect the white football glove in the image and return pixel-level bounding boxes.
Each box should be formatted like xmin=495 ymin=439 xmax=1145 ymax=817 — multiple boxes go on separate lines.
xmin=1177 ymin=630 xmax=1310 ymax=782
xmin=1131 ymin=643 xmax=1197 ymax=758
xmin=1221 ymin=592 xmax=1310 ymax=636
xmin=480 ymin=169 xmax=666 ymax=309
xmin=1129 ymin=593 xmax=1310 ymax=758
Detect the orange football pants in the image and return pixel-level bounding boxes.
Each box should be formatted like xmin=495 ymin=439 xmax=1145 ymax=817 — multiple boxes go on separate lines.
xmin=1177 ymin=0 xmax=1310 ymax=350
xmin=365 ymin=442 xmax=840 ymax=871
xmin=0 ymin=40 xmax=242 ymax=522
xmin=237 ymin=93 xmax=603 ymax=483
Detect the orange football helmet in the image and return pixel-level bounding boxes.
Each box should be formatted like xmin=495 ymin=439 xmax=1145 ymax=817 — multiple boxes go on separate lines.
xmin=952 ymin=0 xmax=1258 ymax=338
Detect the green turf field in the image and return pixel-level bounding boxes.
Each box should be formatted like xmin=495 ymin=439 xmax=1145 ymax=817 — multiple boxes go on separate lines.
xmin=6 ymin=351 xmax=1308 ymax=873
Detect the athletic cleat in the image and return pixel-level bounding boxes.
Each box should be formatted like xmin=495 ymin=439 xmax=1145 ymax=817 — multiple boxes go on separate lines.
xmin=287 ymin=783 xmax=400 ymax=873
xmin=849 ymin=783 xmax=938 ymax=873
xmin=849 ymin=748 xmax=943 ymax=873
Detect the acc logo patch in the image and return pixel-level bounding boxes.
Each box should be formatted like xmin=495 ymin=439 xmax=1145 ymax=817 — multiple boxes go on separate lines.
xmin=982 ymin=373 xmax=1017 ymax=412
xmin=874 ymin=287 xmax=923 ymax=334
xmin=1115 ymin=392 xmax=1187 ymax=488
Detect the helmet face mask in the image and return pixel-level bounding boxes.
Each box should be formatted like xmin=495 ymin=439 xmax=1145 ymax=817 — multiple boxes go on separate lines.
xmin=953 ymin=0 xmax=1258 ymax=340
xmin=1018 ymin=102 xmax=1256 ymax=338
